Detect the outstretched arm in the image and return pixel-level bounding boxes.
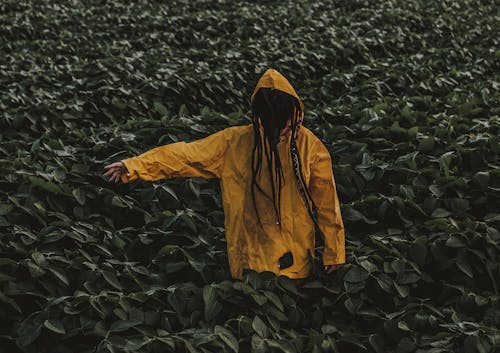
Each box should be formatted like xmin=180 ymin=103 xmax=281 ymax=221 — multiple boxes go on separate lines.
xmin=106 ymin=127 xmax=233 ymax=183
xmin=308 ymin=139 xmax=346 ymax=267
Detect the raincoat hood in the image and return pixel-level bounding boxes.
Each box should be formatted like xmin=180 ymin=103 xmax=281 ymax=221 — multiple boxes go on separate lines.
xmin=250 ymin=68 xmax=305 ymax=127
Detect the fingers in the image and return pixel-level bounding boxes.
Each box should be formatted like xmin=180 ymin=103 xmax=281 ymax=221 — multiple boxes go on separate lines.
xmin=104 ymin=162 xmax=123 ymax=171
xmin=103 ymin=167 xmax=116 ymax=177
xmin=111 ymin=170 xmax=121 ymax=183
xmin=103 ymin=162 xmax=125 ymax=182
xmin=103 ymin=165 xmax=122 ymax=183
xmin=324 ymin=264 xmax=340 ymax=274
xmin=104 ymin=162 xmax=120 ymax=169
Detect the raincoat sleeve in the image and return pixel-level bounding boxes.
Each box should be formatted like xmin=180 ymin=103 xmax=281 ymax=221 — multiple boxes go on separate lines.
xmin=308 ymin=139 xmax=346 ymax=266
xmin=119 ymin=127 xmax=232 ymax=183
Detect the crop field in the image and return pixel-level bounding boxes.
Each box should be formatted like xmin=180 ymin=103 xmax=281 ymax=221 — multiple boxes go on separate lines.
xmin=1 ymin=0 xmax=499 ymax=352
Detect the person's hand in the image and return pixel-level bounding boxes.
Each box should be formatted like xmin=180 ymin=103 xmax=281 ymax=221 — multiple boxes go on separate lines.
xmin=324 ymin=264 xmax=342 ymax=274
xmin=103 ymin=161 xmax=128 ymax=183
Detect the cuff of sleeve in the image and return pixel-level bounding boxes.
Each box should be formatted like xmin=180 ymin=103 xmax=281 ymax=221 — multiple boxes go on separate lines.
xmin=120 ymin=158 xmax=140 ymax=183
xmin=322 ymin=248 xmax=346 ymax=266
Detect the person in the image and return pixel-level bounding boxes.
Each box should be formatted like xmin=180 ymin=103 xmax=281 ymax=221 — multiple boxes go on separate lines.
xmin=103 ymin=68 xmax=346 ymax=282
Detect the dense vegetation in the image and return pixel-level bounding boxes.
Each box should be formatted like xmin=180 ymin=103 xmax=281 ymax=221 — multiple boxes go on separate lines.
xmin=1 ymin=0 xmax=499 ymax=352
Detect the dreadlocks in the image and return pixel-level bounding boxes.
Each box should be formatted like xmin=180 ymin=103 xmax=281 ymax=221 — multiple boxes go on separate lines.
xmin=250 ymin=87 xmax=321 ymax=235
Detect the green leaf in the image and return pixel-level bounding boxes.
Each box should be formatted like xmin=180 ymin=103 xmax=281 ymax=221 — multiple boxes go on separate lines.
xmin=27 ymin=261 xmax=46 ymax=278
xmin=368 ymin=333 xmax=385 ymax=353
xmin=0 ymin=290 xmax=21 ymax=313
xmin=484 ymin=213 xmax=500 ymax=223
xmin=375 ymin=273 xmax=393 ymax=292
xmin=464 ymin=335 xmax=477 ymax=353
xmin=263 ymin=291 xmax=284 ymax=311
xmin=250 ymin=292 xmax=268 ymax=306
xmin=111 ymin=195 xmax=134 ymax=209
xmin=344 ymin=297 xmax=362 ymax=314
xmin=124 ymin=337 xmax=150 ymax=350
xmin=17 ymin=320 xmax=42 ymax=346
xmin=0 ymin=203 xmax=14 ymax=216
xmin=456 ymin=256 xmax=473 ymax=278
xmin=251 ymin=334 xmax=268 ymax=353
xmin=445 ymin=236 xmax=465 ymax=248
xmin=418 ymin=137 xmax=435 ymax=152
xmin=473 ymin=171 xmax=489 ymax=189
xmin=168 ymin=289 xmax=185 ymax=314
xmin=43 ymin=319 xmax=66 ymax=334
xmin=343 ymin=206 xmax=377 ymax=223
xmin=359 ymin=259 xmax=378 ymax=273
xmin=449 ymin=198 xmax=469 ymax=212
xmin=28 ymin=176 xmax=64 ymax=194
xmin=102 ymin=270 xmax=122 ymax=290
xmin=188 ymin=179 xmax=200 ymax=198
xmin=396 ymin=336 xmax=415 ymax=353
xmin=154 ymin=101 xmax=169 ymax=116
xmin=408 ymin=241 xmax=427 ymax=267
xmin=203 ymin=285 xmax=222 ymax=321
xmin=72 ymin=188 xmax=86 ymax=205
xmin=109 ymin=320 xmax=142 ymax=332
xmin=397 ymin=272 xmax=420 ymax=284
xmin=31 ymin=252 xmax=46 ymax=267
xmin=159 ymin=185 xmax=179 ymax=200
xmin=321 ymin=324 xmax=338 ymax=334
xmin=215 ymin=325 xmax=239 ymax=353
xmin=111 ymin=235 xmax=126 ymax=249
xmin=394 ymin=282 xmax=409 ymax=298
xmin=48 ymin=268 xmax=70 ymax=286
xmin=158 ymin=244 xmax=178 ymax=255
xmin=267 ymin=338 xmax=297 ymax=353
xmin=93 ymin=320 xmax=107 ymax=337
xmin=252 ymin=315 xmax=268 ymax=338
xmin=338 ymin=335 xmax=368 ymax=350
xmin=344 ymin=265 xmax=370 ymax=283
xmin=431 ymin=208 xmax=452 ymax=218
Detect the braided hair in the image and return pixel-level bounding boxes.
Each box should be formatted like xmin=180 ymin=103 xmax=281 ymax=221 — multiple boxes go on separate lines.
xmin=250 ymin=87 xmax=321 ymax=236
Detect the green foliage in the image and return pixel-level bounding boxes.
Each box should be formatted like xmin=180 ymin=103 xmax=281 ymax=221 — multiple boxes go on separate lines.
xmin=1 ymin=0 xmax=499 ymax=352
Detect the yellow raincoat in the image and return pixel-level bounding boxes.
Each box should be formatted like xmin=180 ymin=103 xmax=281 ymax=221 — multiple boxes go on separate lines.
xmin=120 ymin=68 xmax=345 ymax=279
